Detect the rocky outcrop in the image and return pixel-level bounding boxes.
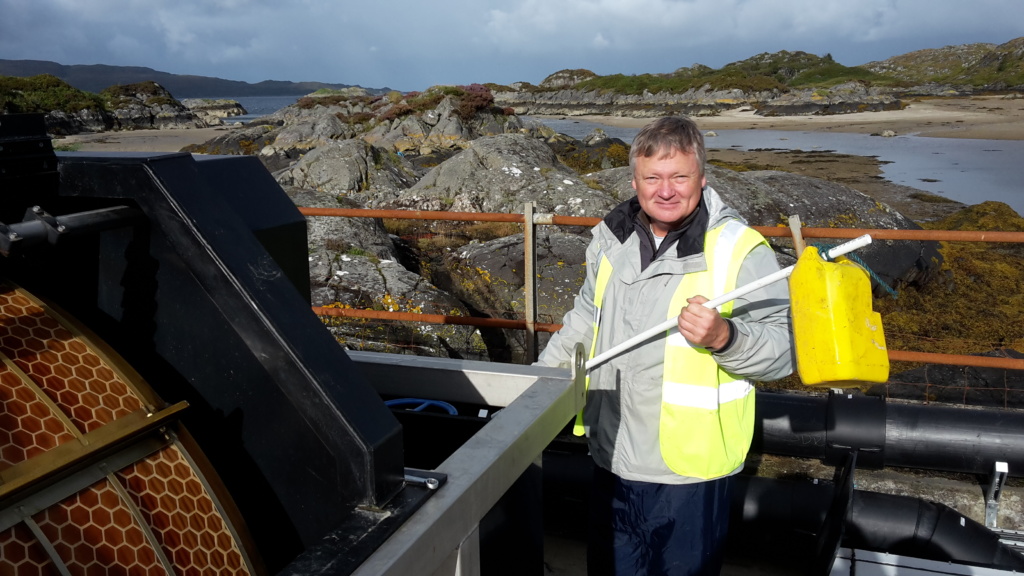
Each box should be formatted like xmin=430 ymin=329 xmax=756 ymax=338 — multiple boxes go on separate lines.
xmin=276 ymin=138 xmax=423 ymax=207
xmin=181 ymin=98 xmax=247 ymax=126
xmin=494 ymin=85 xmax=775 ymax=118
xmin=44 ymin=109 xmax=112 ymax=135
xmin=757 ymin=81 xmax=904 ymax=116
xmin=286 ymin=187 xmax=485 ymax=358
xmin=385 ymin=134 xmax=622 ymax=216
xmin=494 ymin=81 xmax=904 ymax=119
xmin=539 ymin=69 xmax=599 ymax=89
xmin=102 ymin=82 xmax=201 ymax=130
xmin=433 ymin=228 xmax=590 ymax=362
xmin=43 ymin=82 xmax=202 ymax=134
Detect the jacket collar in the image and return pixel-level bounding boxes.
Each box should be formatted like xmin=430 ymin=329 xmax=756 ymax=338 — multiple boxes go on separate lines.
xmin=603 ymin=193 xmax=710 ymax=260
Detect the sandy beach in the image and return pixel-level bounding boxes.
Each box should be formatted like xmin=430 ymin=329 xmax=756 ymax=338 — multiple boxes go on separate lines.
xmin=570 ymin=94 xmax=1024 ymax=141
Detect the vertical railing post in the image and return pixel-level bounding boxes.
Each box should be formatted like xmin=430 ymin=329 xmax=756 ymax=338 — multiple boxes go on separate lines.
xmin=523 ymin=202 xmax=538 ymax=364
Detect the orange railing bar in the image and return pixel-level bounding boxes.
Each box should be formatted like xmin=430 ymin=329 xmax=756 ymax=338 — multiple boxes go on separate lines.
xmin=302 ymin=207 xmax=1024 ymax=371
xmin=313 ymin=306 xmax=562 ymax=333
xmin=297 ymin=207 xmax=1024 ymax=244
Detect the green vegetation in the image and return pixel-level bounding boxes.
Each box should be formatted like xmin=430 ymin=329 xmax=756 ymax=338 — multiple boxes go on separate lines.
xmin=0 ymin=74 xmax=105 ymax=114
xmin=100 ymin=81 xmax=172 ymax=108
xmin=875 ymin=202 xmax=1024 ymax=363
xmin=535 ymin=41 xmax=1024 ymax=95
xmin=568 ymin=52 xmax=894 ymax=95
xmin=908 ymin=191 xmax=961 ymax=204
xmin=558 ymin=142 xmax=630 ymax=174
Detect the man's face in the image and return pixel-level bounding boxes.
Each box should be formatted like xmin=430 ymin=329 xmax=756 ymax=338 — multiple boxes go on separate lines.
xmin=631 ymin=148 xmax=706 ymax=236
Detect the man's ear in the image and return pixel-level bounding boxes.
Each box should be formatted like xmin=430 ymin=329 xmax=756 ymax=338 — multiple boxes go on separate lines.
xmin=631 ymin=178 xmax=637 ymax=191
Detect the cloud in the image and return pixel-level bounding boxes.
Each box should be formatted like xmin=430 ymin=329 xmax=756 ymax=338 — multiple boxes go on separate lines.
xmin=1 ymin=0 xmax=1022 ymax=91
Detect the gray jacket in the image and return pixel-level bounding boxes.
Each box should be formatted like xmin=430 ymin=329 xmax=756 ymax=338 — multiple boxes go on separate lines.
xmin=537 ymin=186 xmax=795 ymax=484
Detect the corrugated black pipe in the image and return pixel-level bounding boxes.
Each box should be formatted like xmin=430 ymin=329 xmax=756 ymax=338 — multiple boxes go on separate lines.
xmin=733 ymin=475 xmax=1024 ymax=571
xmin=754 ymin=391 xmax=1024 ymax=476
xmin=847 ymin=490 xmax=1024 ymax=569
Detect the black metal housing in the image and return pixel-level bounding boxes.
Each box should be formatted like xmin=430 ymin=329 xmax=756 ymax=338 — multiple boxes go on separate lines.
xmin=1 ymin=115 xmax=415 ymax=573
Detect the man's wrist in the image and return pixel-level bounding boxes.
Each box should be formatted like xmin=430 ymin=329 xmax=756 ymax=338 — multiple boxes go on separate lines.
xmin=708 ymin=319 xmax=735 ymax=354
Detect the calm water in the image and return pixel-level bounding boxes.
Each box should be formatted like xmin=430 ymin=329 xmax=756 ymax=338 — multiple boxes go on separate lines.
xmin=528 ymin=116 xmax=1024 ymax=216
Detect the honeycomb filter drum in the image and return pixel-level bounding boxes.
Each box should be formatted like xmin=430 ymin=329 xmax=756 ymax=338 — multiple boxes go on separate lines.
xmin=0 ymin=282 xmax=258 ymax=574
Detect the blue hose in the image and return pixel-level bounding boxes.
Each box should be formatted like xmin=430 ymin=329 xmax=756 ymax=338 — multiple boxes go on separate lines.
xmin=384 ymin=398 xmax=458 ymax=415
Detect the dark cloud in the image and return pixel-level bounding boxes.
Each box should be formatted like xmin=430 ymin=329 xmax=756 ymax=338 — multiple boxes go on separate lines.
xmin=1 ymin=0 xmax=1022 ymax=92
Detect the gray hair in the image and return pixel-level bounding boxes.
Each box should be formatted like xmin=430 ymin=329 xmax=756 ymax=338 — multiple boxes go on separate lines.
xmin=629 ymin=116 xmax=706 ymax=176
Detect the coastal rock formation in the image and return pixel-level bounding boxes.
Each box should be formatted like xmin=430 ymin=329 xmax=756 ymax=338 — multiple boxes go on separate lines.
xmin=385 ymin=133 xmax=621 ymax=216
xmin=287 ymin=187 xmax=484 ymax=358
xmin=277 ymin=138 xmax=422 ymax=207
xmin=435 ymin=228 xmax=590 ymax=362
xmin=493 ymin=85 xmax=776 ymax=118
xmin=43 ymin=81 xmax=202 ymax=134
xmin=493 ymin=81 xmax=902 ymax=119
xmin=102 ymin=82 xmax=201 ymax=130
xmin=757 ymin=81 xmax=904 ymax=116
xmin=181 ymin=98 xmax=247 ymax=126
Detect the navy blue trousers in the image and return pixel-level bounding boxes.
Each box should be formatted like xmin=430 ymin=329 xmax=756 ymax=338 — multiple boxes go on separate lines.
xmin=587 ymin=465 xmax=732 ymax=576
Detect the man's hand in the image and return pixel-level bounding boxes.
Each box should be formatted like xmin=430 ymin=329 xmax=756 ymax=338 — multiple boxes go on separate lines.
xmin=678 ymin=295 xmax=730 ymax=351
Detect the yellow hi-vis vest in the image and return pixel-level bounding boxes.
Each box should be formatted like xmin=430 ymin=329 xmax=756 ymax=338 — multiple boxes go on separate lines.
xmin=579 ymin=219 xmax=768 ymax=480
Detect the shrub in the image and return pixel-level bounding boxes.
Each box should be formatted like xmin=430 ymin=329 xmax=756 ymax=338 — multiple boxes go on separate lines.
xmin=455 ymin=83 xmax=494 ymax=120
xmin=378 ymin=102 xmax=413 ymax=122
xmin=336 ymin=111 xmax=374 ymax=125
xmin=0 ymin=74 xmax=106 ymax=114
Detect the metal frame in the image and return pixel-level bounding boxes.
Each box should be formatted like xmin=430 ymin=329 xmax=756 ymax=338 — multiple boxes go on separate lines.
xmin=348 ymin=347 xmax=586 ymax=576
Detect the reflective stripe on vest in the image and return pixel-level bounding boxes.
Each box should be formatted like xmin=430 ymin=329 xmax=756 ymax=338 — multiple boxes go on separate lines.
xmin=661 ymin=220 xmax=767 ymax=479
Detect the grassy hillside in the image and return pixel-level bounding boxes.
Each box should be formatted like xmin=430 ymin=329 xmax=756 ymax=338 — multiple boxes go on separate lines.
xmin=862 ymin=37 xmax=1024 ymax=88
xmin=0 ymin=74 xmax=105 ymax=114
xmin=0 ymin=74 xmax=181 ymax=115
xmin=537 ymin=38 xmax=1024 ymax=94
xmin=549 ymin=50 xmax=904 ymax=94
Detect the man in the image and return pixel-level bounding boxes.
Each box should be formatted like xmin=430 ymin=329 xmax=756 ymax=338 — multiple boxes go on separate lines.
xmin=536 ymin=116 xmax=795 ymax=575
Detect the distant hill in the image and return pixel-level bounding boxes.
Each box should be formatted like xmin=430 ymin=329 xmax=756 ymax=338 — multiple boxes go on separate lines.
xmin=861 ymin=37 xmax=1024 ymax=88
xmin=0 ymin=59 xmax=390 ymax=98
xmin=523 ymin=36 xmax=1024 ymax=95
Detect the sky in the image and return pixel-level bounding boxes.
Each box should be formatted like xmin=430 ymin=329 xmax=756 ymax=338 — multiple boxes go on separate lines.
xmin=2 ymin=0 xmax=1023 ymax=93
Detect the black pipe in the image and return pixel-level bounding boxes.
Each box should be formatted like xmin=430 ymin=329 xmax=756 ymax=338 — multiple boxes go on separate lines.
xmin=732 ymin=475 xmax=1024 ymax=571
xmin=756 ymin=391 xmax=1024 ymax=476
xmin=847 ymin=490 xmax=1024 ymax=569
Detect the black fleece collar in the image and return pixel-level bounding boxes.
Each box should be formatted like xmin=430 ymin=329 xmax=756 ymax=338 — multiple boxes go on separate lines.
xmin=602 ymin=193 xmax=710 ymax=262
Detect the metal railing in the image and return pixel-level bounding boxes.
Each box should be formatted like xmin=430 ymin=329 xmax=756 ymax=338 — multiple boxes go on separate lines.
xmin=300 ymin=205 xmax=1024 ymax=374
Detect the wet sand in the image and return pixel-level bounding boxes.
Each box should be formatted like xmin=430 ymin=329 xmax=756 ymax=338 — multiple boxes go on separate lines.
xmin=567 ymin=94 xmax=1024 ymax=141
xmin=56 ymin=126 xmax=233 ymax=153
